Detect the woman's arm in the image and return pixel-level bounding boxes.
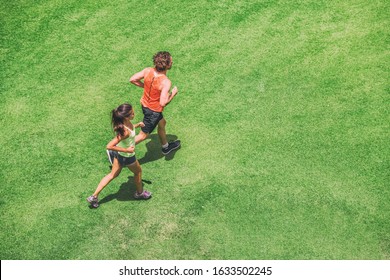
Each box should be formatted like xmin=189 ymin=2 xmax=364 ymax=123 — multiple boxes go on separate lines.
xmin=134 ymin=122 xmax=145 ymax=129
xmin=106 ymin=132 xmax=134 ymax=154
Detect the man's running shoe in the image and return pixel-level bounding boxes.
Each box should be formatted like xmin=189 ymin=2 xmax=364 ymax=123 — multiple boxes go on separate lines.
xmin=162 ymin=140 xmax=181 ymax=155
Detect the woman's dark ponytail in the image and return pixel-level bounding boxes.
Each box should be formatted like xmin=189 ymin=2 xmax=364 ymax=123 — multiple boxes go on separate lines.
xmin=111 ymin=103 xmax=133 ymax=137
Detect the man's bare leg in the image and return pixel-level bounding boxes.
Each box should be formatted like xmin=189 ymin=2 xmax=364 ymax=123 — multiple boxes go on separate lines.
xmin=157 ymin=118 xmax=168 ymax=146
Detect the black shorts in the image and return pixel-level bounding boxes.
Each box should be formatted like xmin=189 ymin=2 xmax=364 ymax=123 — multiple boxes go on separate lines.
xmin=107 ymin=150 xmax=136 ymax=167
xmin=141 ymin=106 xmax=164 ymax=134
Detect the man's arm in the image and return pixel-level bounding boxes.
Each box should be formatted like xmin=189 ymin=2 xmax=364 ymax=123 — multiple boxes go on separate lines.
xmin=160 ymin=79 xmax=178 ymax=107
xmin=129 ymin=68 xmax=147 ymax=88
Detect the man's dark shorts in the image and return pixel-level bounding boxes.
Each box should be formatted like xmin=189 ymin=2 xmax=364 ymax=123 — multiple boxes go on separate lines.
xmin=141 ymin=106 xmax=164 ymax=134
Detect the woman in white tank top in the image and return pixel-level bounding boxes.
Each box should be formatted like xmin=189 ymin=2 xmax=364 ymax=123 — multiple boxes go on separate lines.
xmin=86 ymin=103 xmax=152 ymax=208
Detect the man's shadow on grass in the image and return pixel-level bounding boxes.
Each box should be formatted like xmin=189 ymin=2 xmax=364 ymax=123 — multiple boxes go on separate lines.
xmin=97 ymin=177 xmax=153 ymax=206
xmin=138 ymin=134 xmax=180 ymax=165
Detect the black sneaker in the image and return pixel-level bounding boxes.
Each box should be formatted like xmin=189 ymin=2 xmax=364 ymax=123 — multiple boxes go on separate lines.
xmin=162 ymin=140 xmax=181 ymax=155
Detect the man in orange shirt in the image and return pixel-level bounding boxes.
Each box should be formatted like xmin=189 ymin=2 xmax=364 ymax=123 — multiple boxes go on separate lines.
xmin=129 ymin=51 xmax=181 ymax=155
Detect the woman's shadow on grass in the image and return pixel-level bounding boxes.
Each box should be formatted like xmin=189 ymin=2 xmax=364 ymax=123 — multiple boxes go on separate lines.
xmin=97 ymin=177 xmax=153 ymax=206
xmin=138 ymin=134 xmax=180 ymax=165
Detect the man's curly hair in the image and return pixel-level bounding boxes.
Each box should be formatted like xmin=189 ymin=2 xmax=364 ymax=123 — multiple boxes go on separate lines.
xmin=153 ymin=51 xmax=172 ymax=72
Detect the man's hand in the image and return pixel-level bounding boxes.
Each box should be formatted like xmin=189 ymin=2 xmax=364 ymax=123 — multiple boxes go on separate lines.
xmin=172 ymin=86 xmax=178 ymax=96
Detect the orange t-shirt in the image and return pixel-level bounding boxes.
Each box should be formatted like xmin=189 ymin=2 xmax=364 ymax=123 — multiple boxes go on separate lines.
xmin=140 ymin=68 xmax=167 ymax=112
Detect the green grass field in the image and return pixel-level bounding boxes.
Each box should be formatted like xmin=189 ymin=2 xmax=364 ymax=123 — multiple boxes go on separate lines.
xmin=1 ymin=0 xmax=389 ymax=259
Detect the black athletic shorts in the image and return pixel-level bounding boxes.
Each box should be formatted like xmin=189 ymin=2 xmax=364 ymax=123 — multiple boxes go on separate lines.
xmin=107 ymin=150 xmax=136 ymax=167
xmin=141 ymin=106 xmax=164 ymax=134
